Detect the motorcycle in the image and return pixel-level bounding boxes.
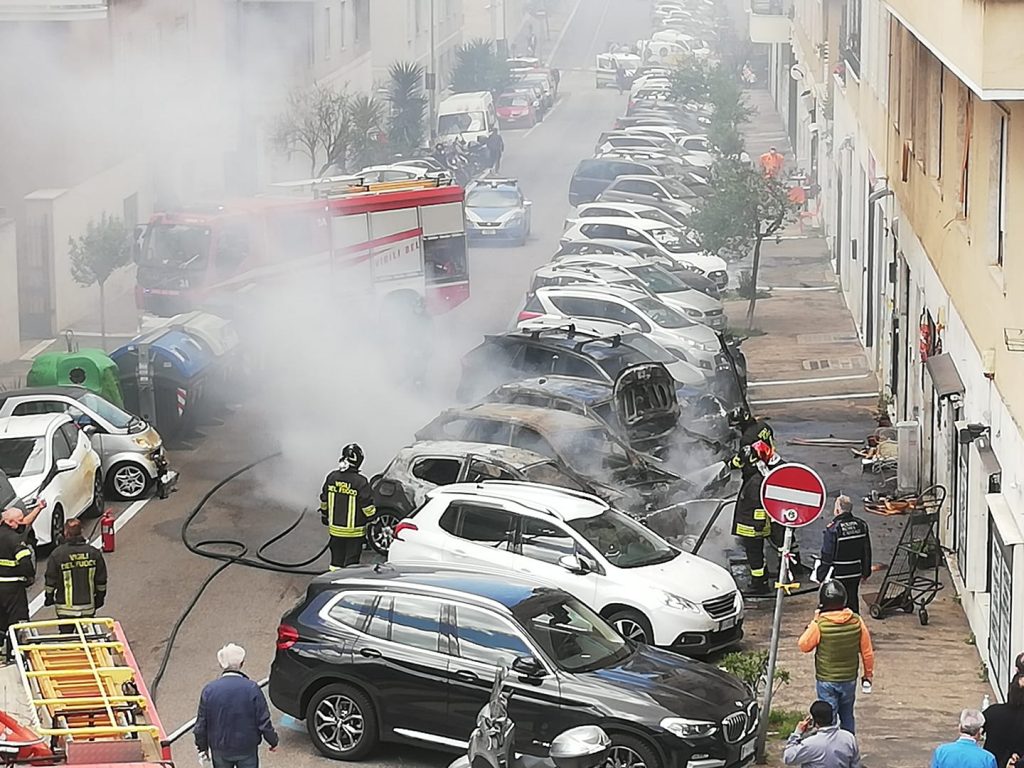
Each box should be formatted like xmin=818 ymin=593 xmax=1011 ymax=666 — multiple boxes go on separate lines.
xmin=449 ymin=665 xmax=611 ymax=768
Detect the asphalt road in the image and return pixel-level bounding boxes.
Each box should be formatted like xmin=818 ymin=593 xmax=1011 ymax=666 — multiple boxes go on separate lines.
xmin=57 ymin=1 xmax=655 ymax=765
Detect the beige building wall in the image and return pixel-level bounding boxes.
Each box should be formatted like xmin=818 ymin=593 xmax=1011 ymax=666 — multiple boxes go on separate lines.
xmin=462 ymin=0 xmax=529 ymax=45
xmin=0 ymin=219 xmax=19 ymax=361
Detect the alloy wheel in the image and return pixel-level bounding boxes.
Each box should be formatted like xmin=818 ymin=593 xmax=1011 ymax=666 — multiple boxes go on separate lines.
xmin=613 ymin=618 xmax=649 ymax=643
xmin=313 ymin=693 xmax=365 ymax=753
xmin=367 ymin=513 xmax=399 ymax=554
xmin=609 ymin=745 xmax=648 ymax=768
xmin=113 ymin=465 xmax=148 ymax=498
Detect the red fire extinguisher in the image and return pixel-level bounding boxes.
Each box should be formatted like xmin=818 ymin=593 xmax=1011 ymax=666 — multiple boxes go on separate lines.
xmin=101 ymin=510 xmax=115 ymax=553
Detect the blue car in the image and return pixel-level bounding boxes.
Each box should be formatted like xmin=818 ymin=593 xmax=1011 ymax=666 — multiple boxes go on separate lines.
xmin=464 ymin=178 xmax=532 ymax=246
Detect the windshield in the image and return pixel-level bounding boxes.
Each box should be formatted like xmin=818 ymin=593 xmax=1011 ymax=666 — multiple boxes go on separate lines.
xmin=635 ymin=208 xmax=677 ymax=226
xmin=661 ymin=177 xmax=696 ymax=199
xmin=627 ymin=264 xmax=687 ymax=293
xmin=140 ymin=224 xmax=211 ymax=271
xmin=76 ymin=392 xmax=138 ymax=430
xmin=514 ymin=592 xmax=631 ymax=672
xmin=0 ymin=437 xmax=46 ymax=478
xmin=634 ymin=296 xmax=693 ymax=328
xmin=467 ymin=188 xmax=520 ymax=208
xmin=521 ymin=461 xmax=587 ymax=491
xmin=549 ymin=427 xmax=632 ymax=473
xmin=438 ymin=111 xmax=485 ymax=136
xmin=570 ymin=510 xmax=679 ymax=568
xmin=498 ymin=94 xmax=530 ymax=108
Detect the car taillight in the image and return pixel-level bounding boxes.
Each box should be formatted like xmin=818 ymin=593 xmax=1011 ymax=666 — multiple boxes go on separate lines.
xmin=393 ymin=521 xmax=418 ymax=540
xmin=276 ymin=623 xmax=299 ymax=651
xmin=518 ymin=310 xmax=543 ymax=322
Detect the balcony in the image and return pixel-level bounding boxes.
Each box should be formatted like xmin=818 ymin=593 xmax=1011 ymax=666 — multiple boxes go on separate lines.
xmin=748 ymin=0 xmax=791 ymax=45
xmin=885 ymin=0 xmax=1024 ymax=99
xmin=0 ymin=0 xmax=106 ymax=21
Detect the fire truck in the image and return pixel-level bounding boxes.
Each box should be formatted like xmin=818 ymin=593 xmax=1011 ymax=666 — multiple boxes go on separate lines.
xmin=134 ymin=176 xmax=469 ymax=318
xmin=0 ymin=618 xmax=172 ymax=766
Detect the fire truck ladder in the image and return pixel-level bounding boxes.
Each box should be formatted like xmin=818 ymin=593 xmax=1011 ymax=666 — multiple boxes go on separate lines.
xmin=9 ymin=618 xmax=164 ymax=762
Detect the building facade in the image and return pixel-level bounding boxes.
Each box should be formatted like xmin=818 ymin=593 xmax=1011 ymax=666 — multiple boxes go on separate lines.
xmin=759 ymin=0 xmax=1024 ymax=696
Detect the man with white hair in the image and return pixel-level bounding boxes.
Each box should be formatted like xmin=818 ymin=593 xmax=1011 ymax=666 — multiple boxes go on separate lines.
xmin=195 ymin=643 xmax=279 ymax=768
xmin=930 ymin=709 xmax=997 ymax=768
xmin=815 ymin=494 xmax=872 ymax=611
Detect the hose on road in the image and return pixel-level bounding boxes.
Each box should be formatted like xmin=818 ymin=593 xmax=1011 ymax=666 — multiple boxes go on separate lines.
xmin=150 ymin=452 xmax=329 ymax=699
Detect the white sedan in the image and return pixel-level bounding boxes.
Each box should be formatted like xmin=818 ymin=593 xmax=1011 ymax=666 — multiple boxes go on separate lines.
xmin=0 ymin=414 xmax=103 ymax=546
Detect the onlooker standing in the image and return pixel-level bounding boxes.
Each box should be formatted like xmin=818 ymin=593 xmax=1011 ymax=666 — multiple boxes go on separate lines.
xmin=195 ymin=644 xmax=278 ymax=768
xmin=760 ymin=146 xmax=785 ymax=177
xmin=798 ymin=581 xmax=875 ymax=734
xmin=45 ymin=519 xmax=107 ymax=619
xmin=815 ymin=495 xmax=872 ymax=611
xmin=930 ymin=710 xmax=997 ymax=768
xmin=783 ymin=700 xmax=862 ymax=768
xmin=615 ymin=66 xmax=628 ymax=94
xmin=983 ymin=674 xmax=1024 ymax=768
xmin=486 ymin=128 xmax=504 ymax=173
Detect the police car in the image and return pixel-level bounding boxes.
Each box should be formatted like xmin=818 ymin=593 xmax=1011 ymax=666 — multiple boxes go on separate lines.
xmin=463 ymin=178 xmax=532 ymax=246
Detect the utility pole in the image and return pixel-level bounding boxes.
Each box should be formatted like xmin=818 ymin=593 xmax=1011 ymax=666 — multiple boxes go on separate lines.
xmin=428 ymin=0 xmax=437 ymax=140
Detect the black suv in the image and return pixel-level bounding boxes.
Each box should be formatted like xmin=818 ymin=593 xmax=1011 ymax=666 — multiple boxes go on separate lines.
xmin=269 ymin=564 xmax=758 ymax=767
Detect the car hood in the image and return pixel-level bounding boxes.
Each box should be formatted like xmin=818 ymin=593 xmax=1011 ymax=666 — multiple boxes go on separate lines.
xmin=657 ymin=289 xmax=721 ymax=314
xmin=467 ymin=206 xmax=520 ymax=221
xmin=9 ymin=474 xmax=44 ymax=501
xmin=576 ymin=644 xmax=751 ymax=722
xmin=625 ymin=549 xmax=737 ymax=602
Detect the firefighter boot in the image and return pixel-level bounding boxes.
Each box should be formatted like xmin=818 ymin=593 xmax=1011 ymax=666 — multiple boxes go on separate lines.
xmin=743 ymin=574 xmax=771 ymax=596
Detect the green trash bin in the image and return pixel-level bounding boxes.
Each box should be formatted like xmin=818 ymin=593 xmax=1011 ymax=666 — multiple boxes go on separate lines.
xmin=27 ymin=349 xmax=125 ymax=409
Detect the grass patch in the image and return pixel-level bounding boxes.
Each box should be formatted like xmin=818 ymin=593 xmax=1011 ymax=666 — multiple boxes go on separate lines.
xmin=768 ymin=708 xmax=804 ymax=739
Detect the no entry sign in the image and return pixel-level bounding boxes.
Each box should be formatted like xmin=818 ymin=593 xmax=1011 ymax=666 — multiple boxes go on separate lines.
xmin=760 ymin=463 xmax=827 ymax=527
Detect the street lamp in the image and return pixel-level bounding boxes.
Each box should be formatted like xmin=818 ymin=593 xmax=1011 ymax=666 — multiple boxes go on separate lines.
xmin=428 ymin=0 xmax=437 ymax=140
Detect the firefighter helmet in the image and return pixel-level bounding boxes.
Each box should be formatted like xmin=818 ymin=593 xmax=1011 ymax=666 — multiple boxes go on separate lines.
xmin=339 ymin=443 xmax=365 ymax=471
xmin=728 ymin=406 xmax=752 ymax=427
xmin=819 ymin=580 xmax=848 ymax=612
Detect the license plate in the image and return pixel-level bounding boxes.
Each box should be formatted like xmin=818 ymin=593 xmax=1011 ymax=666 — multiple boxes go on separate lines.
xmin=741 ymin=739 xmax=755 ymax=761
xmin=717 ymin=616 xmax=737 ymax=631
xmin=481 ymin=229 xmax=496 ymax=235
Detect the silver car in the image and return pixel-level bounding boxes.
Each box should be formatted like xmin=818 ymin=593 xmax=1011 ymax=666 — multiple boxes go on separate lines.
xmin=0 ymin=387 xmax=177 ymax=500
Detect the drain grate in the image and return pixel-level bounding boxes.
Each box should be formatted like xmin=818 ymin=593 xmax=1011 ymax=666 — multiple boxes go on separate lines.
xmin=796 ymin=332 xmax=860 ymax=344
xmin=802 ymin=356 xmax=867 ymax=371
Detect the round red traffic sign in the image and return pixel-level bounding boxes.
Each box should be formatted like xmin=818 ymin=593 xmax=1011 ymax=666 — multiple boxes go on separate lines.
xmin=760 ymin=463 xmax=827 ymax=528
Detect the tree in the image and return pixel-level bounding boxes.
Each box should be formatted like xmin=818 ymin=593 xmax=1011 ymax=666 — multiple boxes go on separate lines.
xmin=273 ymin=84 xmax=350 ymax=176
xmin=451 ymin=39 xmax=510 ymax=95
xmin=68 ymin=213 xmax=132 ymax=350
xmin=706 ymin=68 xmax=754 ymax=157
xmin=668 ymin=59 xmax=711 ymax=105
xmin=685 ymin=158 xmax=797 ymax=327
xmin=386 ymin=61 xmax=427 ymax=158
xmin=347 ymin=94 xmax=388 ymax=171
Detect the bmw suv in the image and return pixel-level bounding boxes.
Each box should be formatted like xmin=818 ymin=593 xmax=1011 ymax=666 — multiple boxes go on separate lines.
xmin=269 ymin=563 xmax=758 ymax=767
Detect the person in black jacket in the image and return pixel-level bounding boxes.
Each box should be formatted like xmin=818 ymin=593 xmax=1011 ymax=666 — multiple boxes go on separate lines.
xmin=0 ymin=509 xmax=34 ymax=655
xmin=983 ymin=670 xmax=1024 ymax=768
xmin=725 ymin=407 xmax=775 ymax=473
xmin=44 ymin=519 xmax=107 ymax=619
xmin=815 ymin=495 xmax=872 ymax=611
xmin=319 ymin=444 xmax=376 ymax=570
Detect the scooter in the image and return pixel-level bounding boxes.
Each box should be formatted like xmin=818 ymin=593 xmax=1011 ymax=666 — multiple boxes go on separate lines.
xmin=449 ymin=666 xmax=610 ymax=768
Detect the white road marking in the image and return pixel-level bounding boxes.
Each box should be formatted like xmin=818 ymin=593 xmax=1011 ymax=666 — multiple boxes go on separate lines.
xmin=748 ymin=372 xmax=874 ymax=388
xmin=549 ymin=0 xmax=587 ymax=62
xmin=750 ymin=392 xmax=878 ymax=406
xmin=28 ymin=496 xmax=153 ymax=617
xmin=765 ymin=285 xmax=837 ymax=291
xmin=764 ymin=486 xmax=822 ymax=507
xmin=19 ymin=339 xmax=55 ymax=361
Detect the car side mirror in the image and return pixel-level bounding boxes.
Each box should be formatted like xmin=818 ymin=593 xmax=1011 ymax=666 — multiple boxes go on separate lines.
xmin=55 ymin=458 xmax=78 ymax=474
xmin=511 ymin=656 xmax=546 ymax=680
xmin=628 ymin=322 xmax=643 ymax=331
xmin=558 ymin=553 xmax=588 ymax=574
xmin=524 ymin=200 xmax=533 ymax=208
xmin=81 ymin=425 xmax=97 ymax=437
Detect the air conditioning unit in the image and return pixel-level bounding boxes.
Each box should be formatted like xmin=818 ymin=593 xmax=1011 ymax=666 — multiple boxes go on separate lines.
xmin=897 ymin=420 xmax=920 ymax=494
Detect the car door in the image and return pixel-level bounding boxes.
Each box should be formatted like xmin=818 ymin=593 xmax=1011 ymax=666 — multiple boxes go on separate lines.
xmin=510 ymin=516 xmax=600 ymax=607
xmin=353 ymin=592 xmax=452 ymax=741
xmin=62 ymin=422 xmax=96 ymax=510
xmin=436 ymin=502 xmax=521 ymax=573
xmin=48 ymin=424 xmax=80 ymax=512
xmin=445 ymin=602 xmax=564 ymax=754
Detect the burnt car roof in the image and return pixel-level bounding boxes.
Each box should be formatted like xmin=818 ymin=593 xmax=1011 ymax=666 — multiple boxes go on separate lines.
xmin=394 ymin=440 xmax=556 ymax=466
xmin=492 ymin=376 xmax=613 ymax=404
xmin=443 ymin=402 xmax=607 ymax=433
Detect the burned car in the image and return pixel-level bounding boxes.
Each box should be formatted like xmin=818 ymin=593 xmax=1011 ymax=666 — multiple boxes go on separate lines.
xmin=367 ymin=440 xmax=628 ymax=553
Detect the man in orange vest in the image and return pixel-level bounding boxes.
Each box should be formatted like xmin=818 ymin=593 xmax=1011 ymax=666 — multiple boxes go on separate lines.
xmin=760 ymin=146 xmax=785 ymax=177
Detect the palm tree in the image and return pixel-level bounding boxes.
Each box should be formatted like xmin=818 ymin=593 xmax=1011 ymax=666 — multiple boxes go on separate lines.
xmin=451 ymin=38 xmax=510 ymax=95
xmin=347 ymin=94 xmax=387 ymax=170
xmin=386 ymin=61 xmax=427 ymax=158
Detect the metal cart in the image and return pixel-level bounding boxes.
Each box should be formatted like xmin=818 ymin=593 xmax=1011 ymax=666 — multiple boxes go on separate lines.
xmin=868 ymin=485 xmax=947 ymax=625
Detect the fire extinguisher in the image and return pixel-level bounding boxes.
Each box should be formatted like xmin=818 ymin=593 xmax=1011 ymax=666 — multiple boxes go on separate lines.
xmin=101 ymin=510 xmax=115 ymax=553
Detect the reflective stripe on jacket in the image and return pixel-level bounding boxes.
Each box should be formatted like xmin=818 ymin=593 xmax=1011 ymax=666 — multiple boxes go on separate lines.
xmin=44 ymin=537 xmax=107 ymax=617
xmin=733 ymin=471 xmax=771 ymax=538
xmin=319 ymin=469 xmax=376 ymax=538
xmin=0 ymin=527 xmax=34 ymax=585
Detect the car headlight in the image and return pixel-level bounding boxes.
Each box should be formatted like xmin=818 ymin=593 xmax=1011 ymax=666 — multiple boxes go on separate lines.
xmin=663 ymin=592 xmax=702 ymax=613
xmin=660 ymin=717 xmax=717 ymax=739
xmin=684 ymin=308 xmax=704 ymax=318
xmin=504 ymin=211 xmax=524 ymax=224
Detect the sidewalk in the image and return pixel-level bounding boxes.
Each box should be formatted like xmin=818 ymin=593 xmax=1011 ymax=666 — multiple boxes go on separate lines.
xmin=731 ymin=87 xmax=990 ymax=767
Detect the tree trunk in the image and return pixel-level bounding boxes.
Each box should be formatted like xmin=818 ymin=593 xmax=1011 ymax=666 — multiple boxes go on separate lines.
xmin=745 ymin=235 xmax=764 ymax=329
xmin=98 ymin=280 xmax=107 ymax=352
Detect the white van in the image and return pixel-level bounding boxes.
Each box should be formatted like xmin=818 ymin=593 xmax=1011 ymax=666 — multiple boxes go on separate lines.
xmin=595 ymin=52 xmax=641 ymax=88
xmin=437 ymin=92 xmax=498 ymax=145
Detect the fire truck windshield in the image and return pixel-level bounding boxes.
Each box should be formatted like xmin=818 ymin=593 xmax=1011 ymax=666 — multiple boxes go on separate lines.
xmin=141 ymin=224 xmax=212 ymax=272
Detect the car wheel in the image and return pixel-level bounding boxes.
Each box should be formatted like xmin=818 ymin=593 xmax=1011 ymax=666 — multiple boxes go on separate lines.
xmin=108 ymin=461 xmax=152 ymax=500
xmin=607 ymin=609 xmax=654 ymax=645
xmin=50 ymin=505 xmax=65 ymax=548
xmin=83 ymin=473 xmax=104 ymax=519
xmin=365 ymin=509 xmax=401 ymax=555
xmin=306 ymin=683 xmax=378 ymax=761
xmin=608 ymin=734 xmax=662 ymax=768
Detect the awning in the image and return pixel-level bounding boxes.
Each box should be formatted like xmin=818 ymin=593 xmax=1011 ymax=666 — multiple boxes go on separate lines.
xmin=925 ymin=353 xmax=965 ymax=399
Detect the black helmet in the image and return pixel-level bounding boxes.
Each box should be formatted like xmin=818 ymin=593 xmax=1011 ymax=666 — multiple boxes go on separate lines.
xmin=819 ymin=580 xmax=848 ymax=612
xmin=729 ymin=406 xmax=752 ymax=426
xmin=339 ymin=443 xmax=365 ymax=471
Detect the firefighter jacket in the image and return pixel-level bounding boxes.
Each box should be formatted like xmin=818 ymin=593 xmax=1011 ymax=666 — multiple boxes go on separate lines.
xmin=0 ymin=526 xmax=34 ymax=586
xmin=733 ymin=470 xmax=771 ymax=538
xmin=320 ymin=469 xmax=376 ymax=539
xmin=44 ymin=536 xmax=107 ymax=618
xmin=816 ymin=513 xmax=872 ymax=583
xmin=727 ymin=419 xmax=776 ymax=470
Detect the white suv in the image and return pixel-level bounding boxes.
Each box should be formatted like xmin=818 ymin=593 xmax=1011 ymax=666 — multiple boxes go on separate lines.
xmin=388 ymin=482 xmax=743 ymax=655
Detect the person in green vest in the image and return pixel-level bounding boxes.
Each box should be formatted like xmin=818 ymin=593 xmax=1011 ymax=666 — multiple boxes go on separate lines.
xmin=798 ymin=581 xmax=875 ymax=734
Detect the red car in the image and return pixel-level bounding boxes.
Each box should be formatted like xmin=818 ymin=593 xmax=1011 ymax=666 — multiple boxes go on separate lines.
xmin=496 ymin=91 xmax=538 ymax=128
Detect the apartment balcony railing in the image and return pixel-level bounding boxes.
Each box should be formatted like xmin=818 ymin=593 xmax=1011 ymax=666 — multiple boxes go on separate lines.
xmin=748 ymin=0 xmax=792 ymax=44
xmin=0 ymin=0 xmax=107 ymax=21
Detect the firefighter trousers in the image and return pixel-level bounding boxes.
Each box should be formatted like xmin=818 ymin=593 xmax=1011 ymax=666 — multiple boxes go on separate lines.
xmin=739 ymin=536 xmax=768 ymax=583
xmin=0 ymin=584 xmax=28 ymax=653
xmin=329 ymin=536 xmax=364 ymax=570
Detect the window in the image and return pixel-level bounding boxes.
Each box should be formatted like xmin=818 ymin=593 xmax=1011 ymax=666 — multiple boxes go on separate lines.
xmin=51 ymin=428 xmax=73 ymax=462
xmin=553 ymin=354 xmax=599 ymax=378
xmin=328 ymin=592 xmax=374 ymax=629
xmin=517 ymin=517 xmax=577 ymax=564
xmin=958 ymin=85 xmax=973 ymax=218
xmin=446 ymin=503 xmax=516 ymax=546
xmin=511 ymin=427 xmax=556 ymax=458
xmin=11 ymin=401 xmax=66 ymax=417
xmin=324 ymin=6 xmax=332 ymax=57
xmin=453 ymin=604 xmax=532 ymax=667
xmin=59 ymin=424 xmax=81 ymax=453
xmin=123 ymin=193 xmax=139 ymax=230
xmin=519 ymin=345 xmax=556 ymax=375
xmin=995 ymin=107 xmax=1008 ymax=266
xmin=216 ymin=223 xmax=249 ymax=274
xmin=339 ymin=1 xmax=346 ymax=48
xmin=412 ymin=457 xmax=461 ymax=485
xmin=465 ymin=418 xmax=514 ymax=444
xmin=465 ymin=460 xmax=517 ymax=482
xmin=415 ymin=0 xmax=422 ymax=33
xmin=367 ymin=596 xmax=391 ymax=639
xmin=390 ymin=595 xmax=444 ymax=652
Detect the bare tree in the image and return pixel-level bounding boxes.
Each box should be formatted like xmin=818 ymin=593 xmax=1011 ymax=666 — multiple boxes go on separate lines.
xmin=273 ymin=85 xmax=352 ymax=176
xmin=68 ymin=213 xmax=132 ymax=350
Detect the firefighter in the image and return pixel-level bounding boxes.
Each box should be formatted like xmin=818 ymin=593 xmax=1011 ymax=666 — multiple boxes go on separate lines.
xmin=0 ymin=509 xmax=34 ymax=655
xmin=725 ymin=407 xmax=776 ymax=473
xmin=44 ymin=519 xmax=107 ymax=620
xmin=319 ymin=444 xmax=376 ymax=570
xmin=815 ymin=494 xmax=872 ymax=611
xmin=732 ymin=441 xmax=775 ymax=595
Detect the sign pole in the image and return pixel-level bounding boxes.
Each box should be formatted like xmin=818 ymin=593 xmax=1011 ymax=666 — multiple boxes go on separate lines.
xmin=755 ymin=525 xmax=793 ymax=764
